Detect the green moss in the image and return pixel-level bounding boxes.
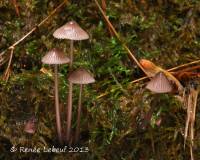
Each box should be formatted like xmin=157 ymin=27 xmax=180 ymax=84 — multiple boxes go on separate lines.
xmin=0 ymin=0 xmax=199 ymax=159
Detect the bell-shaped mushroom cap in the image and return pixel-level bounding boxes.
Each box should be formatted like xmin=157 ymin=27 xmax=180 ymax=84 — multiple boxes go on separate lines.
xmin=53 ymin=21 xmax=89 ymax=40
xmin=68 ymin=68 xmax=95 ymax=84
xmin=42 ymin=48 xmax=70 ymax=65
xmin=146 ymin=72 xmax=173 ymax=93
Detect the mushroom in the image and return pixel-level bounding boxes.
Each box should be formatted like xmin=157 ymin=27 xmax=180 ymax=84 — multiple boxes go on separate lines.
xmin=24 ymin=116 xmax=36 ymax=134
xmin=68 ymin=68 xmax=95 ymax=143
xmin=140 ymin=59 xmax=183 ymax=93
xmin=53 ymin=21 xmax=89 ymax=142
xmin=42 ymin=48 xmax=70 ymax=144
xmin=53 ymin=21 xmax=89 ymax=67
xmin=146 ymin=71 xmax=173 ymax=93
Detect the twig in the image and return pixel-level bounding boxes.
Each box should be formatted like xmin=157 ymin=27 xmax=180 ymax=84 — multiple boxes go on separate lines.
xmin=0 ymin=0 xmax=68 ymax=60
xmin=184 ymin=90 xmax=191 ymax=149
xmin=167 ymin=59 xmax=200 ymax=72
xmin=190 ymin=88 xmax=198 ymax=146
xmin=130 ymin=76 xmax=148 ymax=84
xmin=130 ymin=59 xmax=200 ymax=84
xmin=108 ymin=67 xmax=130 ymax=97
xmin=101 ymin=0 xmax=113 ymax=36
xmin=12 ymin=0 xmax=20 ymax=16
xmin=190 ymin=144 xmax=194 ymax=160
xmin=184 ymin=85 xmax=199 ymax=160
xmin=94 ymin=0 xmax=148 ymax=76
xmin=174 ymin=65 xmax=200 ymax=74
xmin=3 ymin=47 xmax=14 ymax=82
xmin=0 ymin=55 xmax=9 ymax=66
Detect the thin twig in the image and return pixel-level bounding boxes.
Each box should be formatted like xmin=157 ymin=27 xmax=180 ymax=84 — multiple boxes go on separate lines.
xmin=168 ymin=59 xmax=200 ymax=72
xmin=94 ymin=0 xmax=148 ymax=76
xmin=0 ymin=0 xmax=68 ymax=59
xmin=108 ymin=67 xmax=130 ymax=97
xmin=130 ymin=59 xmax=200 ymax=84
xmin=3 ymin=47 xmax=14 ymax=82
xmin=12 ymin=0 xmax=20 ymax=16
xmin=184 ymin=90 xmax=191 ymax=149
xmin=190 ymin=88 xmax=198 ymax=146
xmin=0 ymin=55 xmax=9 ymax=66
xmin=173 ymin=64 xmax=200 ymax=74
xmin=190 ymin=144 xmax=194 ymax=160
xmin=101 ymin=0 xmax=113 ymax=36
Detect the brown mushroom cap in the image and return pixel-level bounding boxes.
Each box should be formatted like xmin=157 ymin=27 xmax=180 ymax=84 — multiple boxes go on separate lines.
xmin=42 ymin=48 xmax=70 ymax=65
xmin=68 ymin=68 xmax=95 ymax=84
xmin=53 ymin=21 xmax=89 ymax=40
xmin=146 ymin=72 xmax=173 ymax=93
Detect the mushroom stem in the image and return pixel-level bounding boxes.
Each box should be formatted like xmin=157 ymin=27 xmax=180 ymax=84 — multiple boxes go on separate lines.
xmin=69 ymin=40 xmax=74 ymax=68
xmin=66 ymin=40 xmax=74 ymax=142
xmin=66 ymin=82 xmax=73 ymax=142
xmin=75 ymin=84 xmax=83 ymax=143
xmin=54 ymin=64 xmax=62 ymax=144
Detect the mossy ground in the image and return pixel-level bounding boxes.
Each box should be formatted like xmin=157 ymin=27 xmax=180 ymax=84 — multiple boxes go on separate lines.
xmin=0 ymin=0 xmax=200 ymax=159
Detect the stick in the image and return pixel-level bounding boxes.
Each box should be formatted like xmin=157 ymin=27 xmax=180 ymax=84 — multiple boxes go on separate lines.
xmin=3 ymin=47 xmax=14 ymax=81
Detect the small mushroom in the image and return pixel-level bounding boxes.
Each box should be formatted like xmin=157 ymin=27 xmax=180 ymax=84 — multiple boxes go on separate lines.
xmin=140 ymin=59 xmax=183 ymax=93
xmin=146 ymin=71 xmax=173 ymax=93
xmin=24 ymin=116 xmax=36 ymax=134
xmin=53 ymin=21 xmax=89 ymax=67
xmin=42 ymin=48 xmax=70 ymax=144
xmin=68 ymin=68 xmax=95 ymax=143
xmin=53 ymin=21 xmax=89 ymax=142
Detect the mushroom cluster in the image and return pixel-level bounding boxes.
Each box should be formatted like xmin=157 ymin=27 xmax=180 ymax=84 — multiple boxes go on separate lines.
xmin=41 ymin=21 xmax=95 ymax=145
